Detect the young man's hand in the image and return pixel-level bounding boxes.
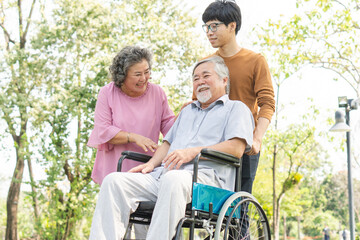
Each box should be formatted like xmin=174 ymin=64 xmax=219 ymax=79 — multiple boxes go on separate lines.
xmin=246 ymin=137 xmax=261 ymax=155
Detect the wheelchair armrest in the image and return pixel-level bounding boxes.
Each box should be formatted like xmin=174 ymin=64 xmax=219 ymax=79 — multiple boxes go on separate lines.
xmin=200 ymin=148 xmax=240 ymax=166
xmin=193 ymin=148 xmax=242 ymax=191
xmin=117 ymin=151 xmax=152 ymax=172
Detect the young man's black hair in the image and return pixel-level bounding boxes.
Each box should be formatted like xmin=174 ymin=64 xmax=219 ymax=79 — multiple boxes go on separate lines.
xmin=202 ymin=0 xmax=242 ymax=35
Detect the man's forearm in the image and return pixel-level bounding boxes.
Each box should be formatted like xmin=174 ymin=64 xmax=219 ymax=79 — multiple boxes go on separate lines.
xmin=254 ymin=117 xmax=270 ymax=144
xmin=148 ymin=141 xmax=170 ymax=167
xmin=162 ymin=138 xmax=246 ymax=170
xmin=184 ymin=138 xmax=246 ymax=160
xmin=245 ymin=117 xmax=270 ymax=155
xmin=207 ymin=138 xmax=246 ymax=158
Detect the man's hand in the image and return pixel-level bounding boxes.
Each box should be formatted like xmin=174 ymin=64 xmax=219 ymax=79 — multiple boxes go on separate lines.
xmin=246 ymin=137 xmax=261 ymax=155
xmin=128 ymin=162 xmax=155 ymax=174
xmin=245 ymin=117 xmax=270 ymax=155
xmin=162 ymin=148 xmax=199 ymax=170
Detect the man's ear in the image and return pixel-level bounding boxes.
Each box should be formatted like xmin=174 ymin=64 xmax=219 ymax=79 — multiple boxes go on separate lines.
xmin=229 ymin=22 xmax=236 ymax=32
xmin=223 ymin=77 xmax=229 ymax=93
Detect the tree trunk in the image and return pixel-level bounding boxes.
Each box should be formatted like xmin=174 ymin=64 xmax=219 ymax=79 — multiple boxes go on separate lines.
xmin=6 ymin=139 xmax=25 ymax=240
xmin=27 ymin=158 xmax=39 ymax=219
xmin=273 ymin=83 xmax=280 ymax=240
xmin=274 ymin=194 xmax=285 ymax=240
xmin=3 ymin=0 xmax=37 ymax=238
xmin=273 ymin=199 xmax=280 ymax=240
xmin=355 ymin=208 xmax=359 ymax=226
xmin=273 ymin=143 xmax=278 ymax=240
xmin=297 ymin=216 xmax=301 ymax=240
xmin=283 ymin=214 xmax=287 ymax=240
xmin=62 ymin=209 xmax=74 ymax=240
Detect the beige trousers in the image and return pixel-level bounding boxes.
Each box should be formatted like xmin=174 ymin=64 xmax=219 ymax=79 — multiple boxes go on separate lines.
xmin=89 ymin=170 xmax=220 ymax=240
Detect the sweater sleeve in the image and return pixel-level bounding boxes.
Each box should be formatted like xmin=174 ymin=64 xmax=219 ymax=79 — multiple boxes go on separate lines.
xmin=87 ymin=86 xmax=121 ymax=150
xmin=253 ymin=55 xmax=275 ymax=121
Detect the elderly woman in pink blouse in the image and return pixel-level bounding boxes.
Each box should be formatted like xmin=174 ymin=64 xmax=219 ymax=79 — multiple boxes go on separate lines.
xmin=88 ymin=46 xmax=175 ymax=185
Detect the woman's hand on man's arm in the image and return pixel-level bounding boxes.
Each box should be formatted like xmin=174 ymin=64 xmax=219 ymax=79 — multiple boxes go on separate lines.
xmin=108 ymin=131 xmax=158 ymax=152
xmin=129 ymin=141 xmax=171 ymax=173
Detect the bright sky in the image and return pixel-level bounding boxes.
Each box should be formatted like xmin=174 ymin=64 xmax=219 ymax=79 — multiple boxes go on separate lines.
xmin=1 ymin=0 xmax=359 ymax=198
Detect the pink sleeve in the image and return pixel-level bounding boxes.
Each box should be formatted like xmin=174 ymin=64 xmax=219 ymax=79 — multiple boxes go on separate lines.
xmin=160 ymin=89 xmax=175 ymax=136
xmin=87 ymin=86 xmax=121 ymax=150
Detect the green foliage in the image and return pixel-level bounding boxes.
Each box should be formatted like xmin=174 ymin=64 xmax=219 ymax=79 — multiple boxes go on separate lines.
xmin=254 ymin=102 xmax=329 ymax=238
xmin=1 ymin=0 xmax=203 ymax=238
xmin=252 ymin=1 xmax=360 ymax=238
xmin=0 ymin=197 xmax=5 ymax=238
xmin=257 ymin=0 xmax=360 ymax=96
xmin=304 ymin=210 xmax=339 ymax=236
xmin=283 ymin=172 xmax=302 ymax=192
xmin=260 ymin=106 xmax=325 ymax=190
xmin=299 ymin=176 xmax=341 ymax=236
xmin=0 ymin=194 xmax=40 ymax=239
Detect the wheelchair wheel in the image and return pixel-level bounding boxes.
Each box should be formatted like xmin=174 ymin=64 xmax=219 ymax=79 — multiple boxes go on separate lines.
xmin=214 ymin=192 xmax=271 ymax=240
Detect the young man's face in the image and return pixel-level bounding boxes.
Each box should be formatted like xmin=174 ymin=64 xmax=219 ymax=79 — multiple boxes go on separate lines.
xmin=204 ymin=20 xmax=235 ymax=48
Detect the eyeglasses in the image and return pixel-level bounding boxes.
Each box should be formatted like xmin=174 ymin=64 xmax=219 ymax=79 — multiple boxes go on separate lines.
xmin=202 ymin=22 xmax=224 ymax=33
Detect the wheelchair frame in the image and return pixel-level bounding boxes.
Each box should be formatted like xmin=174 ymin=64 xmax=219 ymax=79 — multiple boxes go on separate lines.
xmin=117 ymin=148 xmax=271 ymax=240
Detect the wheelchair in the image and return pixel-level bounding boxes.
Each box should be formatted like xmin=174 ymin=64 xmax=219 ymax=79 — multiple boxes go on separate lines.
xmin=117 ymin=148 xmax=271 ymax=240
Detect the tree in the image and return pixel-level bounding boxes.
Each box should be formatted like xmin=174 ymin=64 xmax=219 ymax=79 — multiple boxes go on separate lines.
xmin=296 ymin=0 xmax=360 ymax=96
xmin=254 ymin=104 xmax=328 ymax=240
xmin=252 ymin=0 xmax=360 ymax=238
xmin=252 ymin=12 xmax=316 ymax=237
xmin=318 ymin=171 xmax=360 ymax=232
xmin=259 ymin=0 xmax=360 ymax=165
xmin=274 ymin=114 xmax=323 ymax=239
xmin=291 ymin=0 xmax=360 ymax=170
xmin=1 ymin=0 xmax=204 ymax=238
xmin=36 ymin=0 xmax=204 ymax=236
xmin=257 ymin=0 xmax=360 ymax=96
xmin=0 ymin=0 xmax=44 ymax=238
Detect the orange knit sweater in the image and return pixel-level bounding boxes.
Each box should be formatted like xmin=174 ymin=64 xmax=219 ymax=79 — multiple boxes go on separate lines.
xmin=193 ymin=48 xmax=275 ymax=126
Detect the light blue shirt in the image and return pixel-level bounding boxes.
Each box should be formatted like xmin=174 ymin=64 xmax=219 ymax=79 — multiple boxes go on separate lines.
xmin=151 ymin=95 xmax=254 ymax=190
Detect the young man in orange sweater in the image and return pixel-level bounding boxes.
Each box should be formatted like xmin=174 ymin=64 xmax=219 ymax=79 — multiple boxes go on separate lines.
xmin=198 ymin=0 xmax=275 ymax=194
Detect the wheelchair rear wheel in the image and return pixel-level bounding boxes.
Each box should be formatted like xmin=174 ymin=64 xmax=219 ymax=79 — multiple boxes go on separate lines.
xmin=214 ymin=192 xmax=271 ymax=240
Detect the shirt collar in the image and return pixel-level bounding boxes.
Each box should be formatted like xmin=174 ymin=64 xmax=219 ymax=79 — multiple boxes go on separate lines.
xmin=192 ymin=94 xmax=229 ymax=110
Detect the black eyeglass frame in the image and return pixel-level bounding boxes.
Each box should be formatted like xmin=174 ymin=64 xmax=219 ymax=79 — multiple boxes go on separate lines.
xmin=202 ymin=22 xmax=225 ymax=33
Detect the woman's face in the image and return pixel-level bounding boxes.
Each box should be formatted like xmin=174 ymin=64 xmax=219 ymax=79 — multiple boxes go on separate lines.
xmin=121 ymin=59 xmax=151 ymax=97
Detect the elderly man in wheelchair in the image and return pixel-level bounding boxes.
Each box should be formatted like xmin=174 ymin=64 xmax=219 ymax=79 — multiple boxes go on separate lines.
xmin=89 ymin=56 xmax=270 ymax=240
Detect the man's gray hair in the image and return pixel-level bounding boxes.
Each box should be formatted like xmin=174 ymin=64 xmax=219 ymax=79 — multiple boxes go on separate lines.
xmin=192 ymin=56 xmax=230 ymax=93
xmin=109 ymin=46 xmax=153 ymax=88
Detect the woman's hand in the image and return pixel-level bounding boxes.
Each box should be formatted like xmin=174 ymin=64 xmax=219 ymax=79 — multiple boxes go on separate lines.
xmin=130 ymin=133 xmax=158 ymax=152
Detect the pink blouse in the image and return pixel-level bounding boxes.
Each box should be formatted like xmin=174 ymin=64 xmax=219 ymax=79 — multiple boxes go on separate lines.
xmin=87 ymin=82 xmax=175 ymax=185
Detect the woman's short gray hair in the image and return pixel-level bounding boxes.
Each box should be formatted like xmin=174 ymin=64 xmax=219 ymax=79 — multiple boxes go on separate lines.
xmin=192 ymin=56 xmax=230 ymax=93
xmin=110 ymin=46 xmax=153 ymax=88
